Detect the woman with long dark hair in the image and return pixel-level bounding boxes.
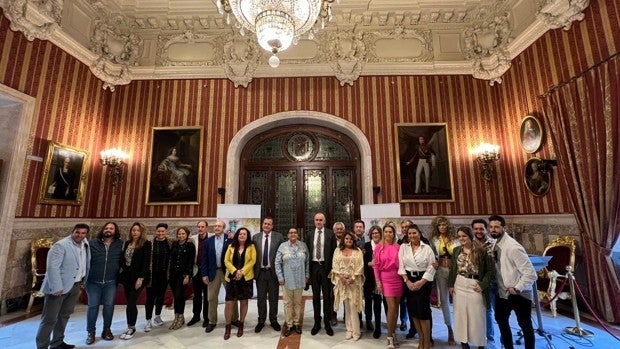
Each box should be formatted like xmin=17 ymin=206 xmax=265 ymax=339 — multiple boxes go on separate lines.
xmin=399 ymin=224 xmax=436 ymax=349
xmin=364 ymin=225 xmax=384 ymax=338
xmin=144 ymin=223 xmax=171 ymax=330
xmin=223 ymin=227 xmax=256 ymax=339
xmin=448 ymin=227 xmax=494 ymax=349
xmin=119 ymin=223 xmax=152 ymax=339
xmin=168 ymin=227 xmax=196 ymax=330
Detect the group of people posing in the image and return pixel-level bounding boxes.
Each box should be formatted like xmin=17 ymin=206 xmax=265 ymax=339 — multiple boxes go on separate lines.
xmin=35 ymin=213 xmax=538 ymax=349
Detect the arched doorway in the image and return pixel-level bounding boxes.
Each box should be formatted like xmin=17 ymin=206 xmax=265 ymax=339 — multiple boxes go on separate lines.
xmin=239 ymin=125 xmax=361 ymax=236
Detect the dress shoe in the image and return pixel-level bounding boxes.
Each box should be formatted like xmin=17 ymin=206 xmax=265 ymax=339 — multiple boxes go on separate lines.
xmin=101 ymin=329 xmax=114 ymax=341
xmin=325 ymin=325 xmax=334 ymax=336
xmin=366 ymin=320 xmax=374 ymax=331
xmin=231 ymin=320 xmax=240 ymax=327
xmin=406 ymin=329 xmax=418 ymax=339
xmin=205 ymin=323 xmax=216 ymax=333
xmin=254 ymin=322 xmax=265 ymax=333
xmin=202 ymin=320 xmax=208 ymax=328
xmin=187 ymin=317 xmax=200 ymax=326
xmin=399 ymin=322 xmax=407 ymax=331
xmin=283 ymin=326 xmax=292 ymax=337
xmin=50 ymin=342 xmax=76 ymax=349
xmin=294 ymin=325 xmax=302 ymax=334
xmin=311 ymin=324 xmax=321 ymax=335
xmin=271 ymin=322 xmax=282 ymax=331
xmin=330 ymin=319 xmax=337 ymax=326
xmin=86 ymin=332 xmax=96 ymax=345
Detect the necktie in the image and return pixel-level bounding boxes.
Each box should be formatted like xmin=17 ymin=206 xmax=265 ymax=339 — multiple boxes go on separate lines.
xmin=262 ymin=234 xmax=269 ymax=267
xmin=316 ymin=230 xmax=323 ymax=260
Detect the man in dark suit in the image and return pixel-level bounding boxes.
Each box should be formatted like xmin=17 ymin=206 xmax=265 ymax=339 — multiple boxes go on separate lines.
xmin=252 ymin=216 xmax=285 ymax=332
xmin=201 ymin=220 xmax=238 ymax=333
xmin=306 ymin=212 xmax=336 ymax=336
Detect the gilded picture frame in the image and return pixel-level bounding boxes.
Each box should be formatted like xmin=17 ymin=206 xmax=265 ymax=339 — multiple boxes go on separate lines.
xmin=520 ymin=115 xmax=543 ymax=153
xmin=395 ymin=123 xmax=455 ymax=202
xmin=146 ymin=127 xmax=203 ymax=205
xmin=524 ymin=157 xmax=551 ymax=196
xmin=38 ymin=141 xmax=89 ymax=205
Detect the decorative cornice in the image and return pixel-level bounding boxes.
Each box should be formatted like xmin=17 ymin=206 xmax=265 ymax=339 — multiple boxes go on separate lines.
xmin=537 ymin=0 xmax=590 ymax=31
xmin=3 ymin=0 xmax=61 ymax=41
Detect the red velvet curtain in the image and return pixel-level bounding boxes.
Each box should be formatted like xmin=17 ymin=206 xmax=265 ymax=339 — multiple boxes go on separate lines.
xmin=542 ymin=54 xmax=620 ymax=323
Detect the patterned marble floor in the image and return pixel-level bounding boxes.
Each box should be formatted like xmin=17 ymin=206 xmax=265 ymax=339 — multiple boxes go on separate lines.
xmin=1 ymin=289 xmax=617 ymax=349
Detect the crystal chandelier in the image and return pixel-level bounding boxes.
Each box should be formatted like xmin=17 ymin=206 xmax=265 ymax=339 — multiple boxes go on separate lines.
xmin=216 ymin=0 xmax=336 ymax=67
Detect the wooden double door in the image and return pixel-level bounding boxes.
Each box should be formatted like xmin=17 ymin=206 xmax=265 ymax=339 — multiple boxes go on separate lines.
xmin=239 ymin=126 xmax=361 ymax=238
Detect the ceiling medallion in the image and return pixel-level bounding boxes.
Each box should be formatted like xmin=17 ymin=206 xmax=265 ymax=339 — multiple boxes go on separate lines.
xmin=215 ymin=0 xmax=337 ymax=67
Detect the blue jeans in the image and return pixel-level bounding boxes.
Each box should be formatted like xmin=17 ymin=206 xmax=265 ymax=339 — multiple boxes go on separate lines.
xmin=486 ymin=287 xmax=496 ymax=340
xmin=86 ymin=281 xmax=117 ymax=332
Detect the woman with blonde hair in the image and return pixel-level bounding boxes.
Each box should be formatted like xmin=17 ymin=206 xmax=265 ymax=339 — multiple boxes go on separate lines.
xmin=168 ymin=227 xmax=196 ymax=330
xmin=119 ymin=222 xmax=152 ymax=339
xmin=373 ymin=224 xmax=403 ymax=348
xmin=430 ymin=216 xmax=460 ymax=345
xmin=332 ymin=231 xmax=365 ymax=341
xmin=448 ymin=227 xmax=494 ymax=349
xmin=223 ymin=227 xmax=256 ymax=340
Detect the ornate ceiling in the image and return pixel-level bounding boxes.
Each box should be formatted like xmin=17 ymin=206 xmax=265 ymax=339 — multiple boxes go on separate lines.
xmin=1 ymin=0 xmax=589 ymax=90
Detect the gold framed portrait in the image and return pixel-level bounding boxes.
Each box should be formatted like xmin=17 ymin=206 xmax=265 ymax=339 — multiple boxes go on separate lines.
xmin=38 ymin=141 xmax=89 ymax=205
xmin=524 ymin=157 xmax=551 ymax=196
xmin=520 ymin=115 xmax=543 ymax=153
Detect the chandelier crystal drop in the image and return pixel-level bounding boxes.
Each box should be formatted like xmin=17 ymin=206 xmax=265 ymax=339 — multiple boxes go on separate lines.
xmin=216 ymin=0 xmax=336 ymax=66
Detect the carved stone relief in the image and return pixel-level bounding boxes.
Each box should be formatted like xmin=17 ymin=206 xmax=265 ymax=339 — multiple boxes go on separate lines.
xmin=366 ymin=26 xmax=433 ymax=62
xmin=3 ymin=0 xmax=62 ymax=41
xmin=463 ymin=7 xmax=513 ymax=85
xmin=321 ymin=30 xmax=366 ymax=86
xmin=537 ymin=0 xmax=590 ymax=31
xmin=157 ymin=30 xmax=220 ymax=66
xmin=221 ymin=33 xmax=261 ymax=88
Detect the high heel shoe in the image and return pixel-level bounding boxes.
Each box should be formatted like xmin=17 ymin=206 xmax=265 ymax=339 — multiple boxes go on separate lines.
xmin=236 ymin=322 xmax=244 ymax=337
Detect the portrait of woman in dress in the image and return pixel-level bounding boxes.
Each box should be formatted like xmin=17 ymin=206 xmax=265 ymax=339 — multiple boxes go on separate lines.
xmin=157 ymin=147 xmax=193 ymax=194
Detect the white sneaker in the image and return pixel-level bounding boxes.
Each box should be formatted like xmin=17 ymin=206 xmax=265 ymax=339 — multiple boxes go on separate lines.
xmin=153 ymin=315 xmax=164 ymax=327
xmin=120 ymin=328 xmax=136 ymax=340
xmin=144 ymin=320 xmax=152 ymax=332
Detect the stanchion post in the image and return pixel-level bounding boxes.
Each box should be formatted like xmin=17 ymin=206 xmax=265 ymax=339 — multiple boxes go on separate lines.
xmin=564 ymin=265 xmax=594 ymax=337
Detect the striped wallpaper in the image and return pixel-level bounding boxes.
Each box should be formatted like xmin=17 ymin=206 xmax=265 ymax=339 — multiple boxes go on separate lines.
xmin=1 ymin=0 xmax=617 ymax=218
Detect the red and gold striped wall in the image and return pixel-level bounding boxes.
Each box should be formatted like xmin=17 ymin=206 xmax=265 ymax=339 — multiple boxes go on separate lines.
xmin=1 ymin=0 xmax=617 ymax=218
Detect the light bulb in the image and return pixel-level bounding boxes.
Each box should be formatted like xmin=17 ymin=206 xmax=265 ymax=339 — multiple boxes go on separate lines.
xmin=268 ymin=54 xmax=280 ymax=68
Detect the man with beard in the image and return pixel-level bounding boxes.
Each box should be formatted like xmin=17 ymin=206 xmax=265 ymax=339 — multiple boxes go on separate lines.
xmin=488 ymin=215 xmax=537 ymax=349
xmin=85 ymin=222 xmax=123 ymax=345
xmin=471 ymin=218 xmax=497 ymax=343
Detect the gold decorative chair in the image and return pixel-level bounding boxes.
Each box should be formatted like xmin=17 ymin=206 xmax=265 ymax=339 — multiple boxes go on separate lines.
xmin=27 ymin=237 xmax=54 ymax=313
xmin=536 ymin=235 xmax=576 ymax=317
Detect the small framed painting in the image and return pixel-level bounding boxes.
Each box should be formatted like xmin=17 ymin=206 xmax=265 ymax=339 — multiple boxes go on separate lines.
xmin=520 ymin=115 xmax=543 ymax=153
xmin=524 ymin=157 xmax=551 ymax=196
xmin=39 ymin=141 xmax=89 ymax=205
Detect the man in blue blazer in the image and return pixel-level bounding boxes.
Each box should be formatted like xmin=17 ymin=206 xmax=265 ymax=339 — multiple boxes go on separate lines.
xmin=201 ymin=220 xmax=238 ymax=333
xmin=36 ymin=223 xmax=91 ymax=349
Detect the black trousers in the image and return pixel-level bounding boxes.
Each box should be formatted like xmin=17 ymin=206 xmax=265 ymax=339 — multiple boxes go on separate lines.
xmin=363 ymin=281 xmax=382 ymax=323
xmin=170 ymin=275 xmax=187 ymax=314
xmin=310 ymin=262 xmax=333 ymax=326
xmin=123 ymin=282 xmax=144 ymax=326
xmin=145 ymin=275 xmax=168 ymax=319
xmin=495 ymin=294 xmax=535 ymax=349
xmin=191 ymin=273 xmax=208 ymax=319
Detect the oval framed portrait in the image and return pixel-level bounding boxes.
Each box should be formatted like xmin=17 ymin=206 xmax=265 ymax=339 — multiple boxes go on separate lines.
xmin=524 ymin=157 xmax=551 ymax=196
xmin=520 ymin=115 xmax=543 ymax=153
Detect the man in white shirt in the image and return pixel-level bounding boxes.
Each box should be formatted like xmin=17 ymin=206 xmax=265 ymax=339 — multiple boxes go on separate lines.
xmin=489 ymin=215 xmax=537 ymax=349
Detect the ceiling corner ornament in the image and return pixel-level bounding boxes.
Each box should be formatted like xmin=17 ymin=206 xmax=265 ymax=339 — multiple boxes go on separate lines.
xmin=215 ymin=0 xmax=337 ymax=67
xmin=3 ymin=0 xmax=62 ymax=41
xmin=221 ymin=34 xmax=261 ymax=88
xmin=323 ymin=30 xmax=366 ymax=86
xmin=88 ymin=17 xmax=143 ymax=91
xmin=537 ymin=0 xmax=590 ymax=31
xmin=463 ymin=9 xmax=513 ymax=85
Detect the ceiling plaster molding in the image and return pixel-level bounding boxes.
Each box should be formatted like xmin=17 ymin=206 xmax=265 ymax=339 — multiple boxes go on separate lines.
xmin=2 ymin=0 xmax=61 ymax=41
xmin=1 ymin=0 xmax=590 ymax=89
xmin=536 ymin=0 xmax=590 ymax=31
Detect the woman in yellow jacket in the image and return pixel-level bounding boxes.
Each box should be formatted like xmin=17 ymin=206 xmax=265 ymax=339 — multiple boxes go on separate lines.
xmin=223 ymin=227 xmax=256 ymax=340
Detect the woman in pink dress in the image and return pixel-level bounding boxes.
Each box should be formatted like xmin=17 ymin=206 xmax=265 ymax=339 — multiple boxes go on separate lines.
xmin=374 ymin=224 xmax=403 ymax=349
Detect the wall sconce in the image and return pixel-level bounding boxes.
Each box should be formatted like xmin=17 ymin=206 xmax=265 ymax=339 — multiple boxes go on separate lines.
xmin=100 ymin=148 xmax=129 ymax=188
xmin=473 ymin=143 xmax=500 ymax=185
